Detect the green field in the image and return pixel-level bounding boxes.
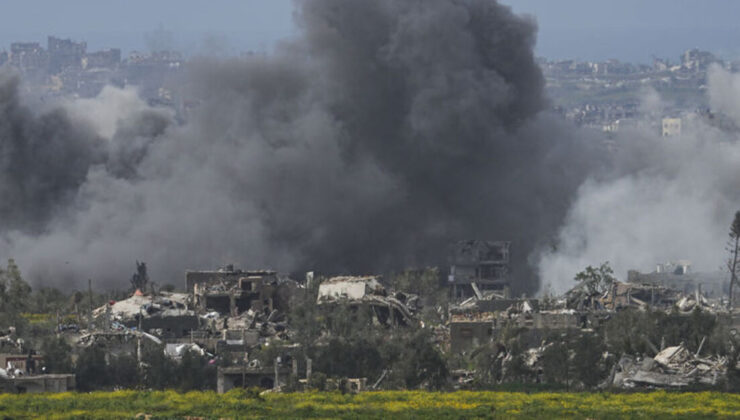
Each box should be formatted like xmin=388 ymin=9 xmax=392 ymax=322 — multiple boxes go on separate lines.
xmin=0 ymin=390 xmax=738 ymax=419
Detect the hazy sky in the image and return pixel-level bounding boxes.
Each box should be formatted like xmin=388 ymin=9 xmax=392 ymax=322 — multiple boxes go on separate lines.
xmin=509 ymin=0 xmax=740 ymax=63
xmin=0 ymin=0 xmax=739 ymax=63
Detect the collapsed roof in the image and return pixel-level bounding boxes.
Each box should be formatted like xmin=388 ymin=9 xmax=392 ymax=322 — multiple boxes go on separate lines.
xmin=317 ymin=276 xmax=417 ymax=326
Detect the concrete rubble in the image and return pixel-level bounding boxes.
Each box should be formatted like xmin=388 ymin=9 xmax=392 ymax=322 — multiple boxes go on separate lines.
xmin=609 ymin=343 xmax=730 ymax=388
xmin=562 ymin=279 xmax=728 ymax=314
xmin=24 ymin=246 xmax=740 ymax=394
xmin=317 ymin=276 xmax=419 ymax=326
xmin=442 ymin=246 xmax=740 ymax=391
xmin=92 ymin=291 xmax=195 ymax=335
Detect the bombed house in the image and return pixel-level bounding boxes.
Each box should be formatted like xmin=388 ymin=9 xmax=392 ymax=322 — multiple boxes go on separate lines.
xmin=564 ymin=280 xmax=683 ymax=312
xmin=317 ymin=276 xmax=418 ymax=327
xmin=76 ymin=330 xmax=163 ymax=360
xmin=187 ymin=266 xmax=294 ymax=317
xmin=449 ymin=299 xmax=584 ymax=353
xmin=448 ymin=241 xmax=511 ymax=300
xmin=91 ymin=292 xmax=197 ymax=339
xmin=186 ymin=265 xmax=249 ymax=293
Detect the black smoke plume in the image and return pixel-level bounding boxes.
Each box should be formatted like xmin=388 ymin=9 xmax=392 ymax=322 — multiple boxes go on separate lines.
xmin=0 ymin=72 xmax=105 ymax=231
xmin=0 ymin=0 xmax=599 ymax=293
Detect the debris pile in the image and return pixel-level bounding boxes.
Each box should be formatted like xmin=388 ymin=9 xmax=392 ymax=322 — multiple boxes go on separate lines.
xmin=598 ymin=282 xmax=681 ymax=310
xmin=676 ymin=293 xmax=716 ymax=313
xmin=92 ymin=292 xmax=191 ymax=327
xmin=317 ymin=276 xmax=418 ymax=326
xmin=0 ymin=327 xmax=23 ymax=353
xmin=610 ymin=343 xmax=728 ymax=388
xmin=164 ymin=342 xmax=209 ymax=359
xmin=225 ymin=308 xmax=290 ymax=341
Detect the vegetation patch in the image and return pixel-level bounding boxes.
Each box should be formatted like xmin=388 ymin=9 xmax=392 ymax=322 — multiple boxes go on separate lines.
xmin=0 ymin=390 xmax=738 ymax=419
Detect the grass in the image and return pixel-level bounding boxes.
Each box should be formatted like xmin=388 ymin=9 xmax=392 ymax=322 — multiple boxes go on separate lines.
xmin=0 ymin=389 xmax=738 ymax=419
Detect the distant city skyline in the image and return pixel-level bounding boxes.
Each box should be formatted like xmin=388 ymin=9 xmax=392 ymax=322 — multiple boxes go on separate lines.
xmin=509 ymin=0 xmax=740 ymax=63
xmin=0 ymin=1 xmax=739 ymax=63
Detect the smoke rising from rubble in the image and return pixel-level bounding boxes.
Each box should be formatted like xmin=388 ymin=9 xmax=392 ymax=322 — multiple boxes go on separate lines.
xmin=538 ymin=65 xmax=740 ymax=294
xmin=1 ymin=0 xmax=602 ymax=292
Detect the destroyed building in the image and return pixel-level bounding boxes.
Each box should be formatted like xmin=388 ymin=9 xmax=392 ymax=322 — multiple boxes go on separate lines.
xmin=92 ymin=291 xmax=197 ymax=339
xmin=601 ymin=282 xmax=683 ymax=311
xmin=217 ymin=364 xmax=292 ymax=393
xmin=628 ymin=261 xmax=728 ymax=297
xmin=186 ymin=265 xmax=247 ymax=292
xmin=608 ymin=343 xmax=729 ymax=389
xmin=317 ymin=276 xmax=417 ymax=326
xmin=187 ymin=267 xmax=293 ymax=317
xmin=448 ymin=240 xmax=511 ymax=299
xmin=76 ymin=330 xmax=162 ymax=359
xmin=449 ymin=312 xmax=495 ymax=353
xmin=565 ymin=280 xmax=683 ymax=312
xmin=448 ymin=298 xmax=581 ymax=353
xmin=180 ymin=265 xmax=300 ymax=369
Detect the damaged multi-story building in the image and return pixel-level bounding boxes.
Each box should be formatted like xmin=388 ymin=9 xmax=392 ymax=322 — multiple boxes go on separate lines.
xmin=448 ymin=240 xmax=511 ymax=300
xmin=187 ymin=266 xmax=293 ymax=317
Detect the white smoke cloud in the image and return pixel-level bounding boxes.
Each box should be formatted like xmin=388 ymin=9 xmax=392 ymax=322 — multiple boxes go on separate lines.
xmin=708 ymin=64 xmax=740 ymax=123
xmin=61 ymin=86 xmax=164 ymax=139
xmin=537 ymin=67 xmax=740 ymax=294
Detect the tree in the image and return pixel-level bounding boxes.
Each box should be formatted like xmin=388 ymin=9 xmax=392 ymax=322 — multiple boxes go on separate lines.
xmin=75 ymin=345 xmax=110 ymax=391
xmin=0 ymin=259 xmax=32 ymax=312
xmin=390 ymin=268 xmax=440 ymax=296
xmin=0 ymin=259 xmax=33 ymax=335
xmin=572 ymin=333 xmax=606 ymax=388
xmin=287 ymin=277 xmax=323 ymax=354
xmin=40 ymin=336 xmax=73 ymax=373
xmin=141 ymin=344 xmax=177 ymax=389
xmin=541 ymin=338 xmax=570 ymax=386
xmin=177 ymin=350 xmax=216 ymax=391
xmin=29 ymin=287 xmax=68 ymax=314
xmin=574 ymin=262 xmax=616 ymax=295
xmin=727 ymin=211 xmax=740 ymax=309
xmin=108 ymin=354 xmax=140 ymax=389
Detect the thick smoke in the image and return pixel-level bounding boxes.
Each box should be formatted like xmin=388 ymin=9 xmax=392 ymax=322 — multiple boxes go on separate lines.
xmin=0 ymin=72 xmax=106 ymax=232
xmin=2 ymin=0 xmax=599 ymax=291
xmin=538 ymin=66 xmax=740 ymax=294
